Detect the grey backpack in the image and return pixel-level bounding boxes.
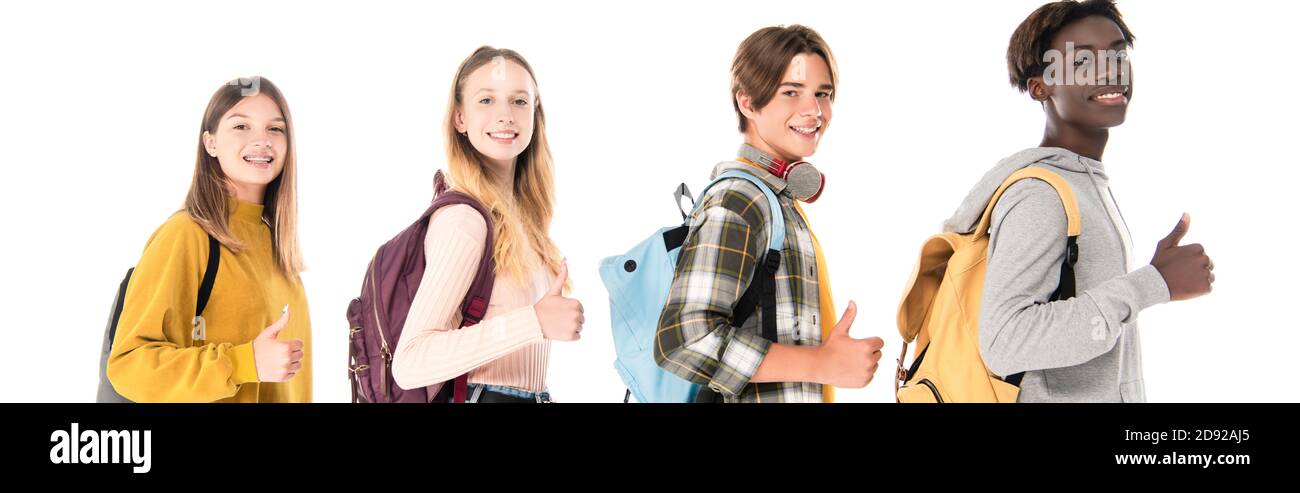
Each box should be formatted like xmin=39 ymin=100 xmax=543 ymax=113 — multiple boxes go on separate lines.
xmin=97 ymin=235 xmax=220 ymax=402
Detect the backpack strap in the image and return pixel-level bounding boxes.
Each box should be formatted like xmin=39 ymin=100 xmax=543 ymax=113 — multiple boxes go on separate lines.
xmin=974 ymin=166 xmax=1082 ymax=387
xmin=695 ymin=169 xmax=786 ymax=344
xmin=190 ymin=235 xmax=221 ymax=342
xmin=424 ymin=169 xmax=497 ymax=403
xmin=973 ymin=167 xmax=1082 ymax=242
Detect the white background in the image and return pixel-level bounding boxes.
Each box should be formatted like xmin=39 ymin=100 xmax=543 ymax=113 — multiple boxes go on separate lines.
xmin=2 ymin=0 xmax=1295 ymax=403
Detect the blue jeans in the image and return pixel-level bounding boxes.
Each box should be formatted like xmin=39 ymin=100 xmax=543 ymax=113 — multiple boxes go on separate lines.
xmin=465 ymin=383 xmax=553 ymax=403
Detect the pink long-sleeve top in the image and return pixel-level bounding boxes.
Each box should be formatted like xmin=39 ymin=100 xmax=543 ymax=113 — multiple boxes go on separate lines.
xmin=390 ymin=204 xmax=553 ymax=396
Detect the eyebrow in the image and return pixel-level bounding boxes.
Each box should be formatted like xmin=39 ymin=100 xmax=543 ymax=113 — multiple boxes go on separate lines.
xmin=471 ymin=87 xmax=532 ymax=97
xmin=779 ymin=82 xmax=835 ymax=91
xmin=1071 ymin=39 xmax=1130 ymax=51
xmin=224 ymin=113 xmax=286 ymax=122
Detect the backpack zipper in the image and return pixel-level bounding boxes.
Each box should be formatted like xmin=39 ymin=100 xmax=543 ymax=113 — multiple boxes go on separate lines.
xmin=367 ymin=257 xmax=393 ymax=401
xmin=918 ymin=378 xmax=944 ymax=403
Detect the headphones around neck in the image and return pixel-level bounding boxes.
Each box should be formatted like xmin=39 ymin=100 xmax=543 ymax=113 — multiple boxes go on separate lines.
xmin=738 ymin=143 xmax=825 ymax=203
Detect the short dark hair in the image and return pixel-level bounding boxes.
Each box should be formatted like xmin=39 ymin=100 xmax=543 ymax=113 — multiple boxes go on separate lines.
xmin=731 ymin=25 xmax=838 ymax=133
xmin=1007 ymin=0 xmax=1136 ymax=92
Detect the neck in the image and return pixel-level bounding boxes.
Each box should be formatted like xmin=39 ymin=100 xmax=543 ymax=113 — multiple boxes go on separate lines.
xmin=1040 ymin=115 xmax=1108 ymax=162
xmin=230 ymin=182 xmax=265 ymax=205
xmin=485 ymin=159 xmax=516 ymax=203
xmin=743 ymin=131 xmax=800 ymax=163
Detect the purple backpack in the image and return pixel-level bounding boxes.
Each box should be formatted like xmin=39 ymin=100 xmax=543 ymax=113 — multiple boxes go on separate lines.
xmin=347 ymin=170 xmax=495 ymax=403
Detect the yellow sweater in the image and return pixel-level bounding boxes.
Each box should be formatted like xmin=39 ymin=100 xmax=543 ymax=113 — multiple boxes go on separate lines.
xmin=107 ymin=200 xmax=312 ymax=402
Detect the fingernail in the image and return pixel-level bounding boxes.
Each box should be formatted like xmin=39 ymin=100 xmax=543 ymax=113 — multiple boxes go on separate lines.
xmin=282 ymin=304 xmax=289 ymax=315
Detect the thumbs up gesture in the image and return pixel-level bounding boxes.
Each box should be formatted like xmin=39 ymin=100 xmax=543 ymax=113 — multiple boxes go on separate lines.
xmin=253 ymin=305 xmax=305 ymax=382
xmin=815 ymin=301 xmax=885 ymax=388
xmin=1151 ymin=213 xmax=1215 ymax=302
xmin=533 ymin=260 xmax=584 ymax=341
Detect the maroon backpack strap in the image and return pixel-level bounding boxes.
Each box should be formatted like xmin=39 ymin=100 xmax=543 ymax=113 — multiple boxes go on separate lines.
xmin=426 ymin=170 xmax=496 ymax=403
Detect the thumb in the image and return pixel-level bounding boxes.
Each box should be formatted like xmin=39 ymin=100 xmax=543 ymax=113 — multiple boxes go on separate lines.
xmin=832 ymin=301 xmax=857 ymax=336
xmin=260 ymin=305 xmax=290 ymax=340
xmin=547 ymin=261 xmax=569 ymax=297
xmin=1161 ymin=213 xmax=1190 ymax=248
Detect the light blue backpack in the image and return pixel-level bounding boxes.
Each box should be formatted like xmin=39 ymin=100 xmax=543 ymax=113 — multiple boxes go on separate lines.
xmin=599 ymin=167 xmax=785 ymax=403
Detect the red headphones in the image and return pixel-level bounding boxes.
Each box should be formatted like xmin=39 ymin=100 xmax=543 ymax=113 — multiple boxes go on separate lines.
xmin=738 ymin=144 xmax=825 ymax=203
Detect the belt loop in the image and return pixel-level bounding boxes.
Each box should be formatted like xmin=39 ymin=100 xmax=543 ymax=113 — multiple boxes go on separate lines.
xmin=468 ymin=384 xmax=484 ymax=403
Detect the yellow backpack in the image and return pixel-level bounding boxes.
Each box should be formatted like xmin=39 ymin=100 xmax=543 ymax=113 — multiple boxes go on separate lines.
xmin=894 ymin=167 xmax=1081 ymax=403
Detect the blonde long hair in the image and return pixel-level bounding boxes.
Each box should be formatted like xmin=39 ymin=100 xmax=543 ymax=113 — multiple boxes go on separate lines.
xmin=444 ymin=47 xmax=561 ymax=284
xmin=184 ymin=76 xmax=303 ymax=280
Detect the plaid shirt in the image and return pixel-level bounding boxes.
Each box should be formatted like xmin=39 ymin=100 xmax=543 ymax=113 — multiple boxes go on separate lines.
xmin=655 ymin=160 xmax=824 ymax=403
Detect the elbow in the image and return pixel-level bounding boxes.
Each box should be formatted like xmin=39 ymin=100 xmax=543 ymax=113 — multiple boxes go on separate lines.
xmin=105 ymin=352 xmax=155 ymax=403
xmin=978 ymin=318 xmax=1016 ymax=379
xmin=104 ymin=358 xmax=136 ymax=401
xmin=390 ymin=343 xmax=458 ymax=391
xmin=652 ymin=327 xmax=712 ymax=387
xmin=390 ymin=347 xmax=420 ymax=391
xmin=652 ymin=332 xmax=678 ymax=371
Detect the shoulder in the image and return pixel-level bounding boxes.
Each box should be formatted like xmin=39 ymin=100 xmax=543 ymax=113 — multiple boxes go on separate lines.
xmin=992 ymin=178 xmax=1069 ymax=233
xmin=427 ymin=203 xmax=489 ymax=246
xmin=143 ymin=211 xmax=210 ymax=255
xmin=698 ymin=176 xmax=771 ymax=228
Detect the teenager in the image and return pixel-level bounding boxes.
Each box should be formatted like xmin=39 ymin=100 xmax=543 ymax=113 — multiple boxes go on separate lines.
xmin=943 ymin=0 xmax=1215 ymax=402
xmin=655 ymin=25 xmax=884 ymax=403
xmin=390 ymin=47 xmax=582 ymax=403
xmin=107 ymin=76 xmax=310 ymax=402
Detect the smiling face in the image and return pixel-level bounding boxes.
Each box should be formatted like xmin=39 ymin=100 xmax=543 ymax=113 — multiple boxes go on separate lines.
xmin=737 ymin=53 xmax=834 ymax=163
xmin=1032 ymin=15 xmax=1134 ymax=130
xmin=202 ymin=93 xmax=287 ymax=204
xmin=453 ymin=57 xmax=537 ymax=180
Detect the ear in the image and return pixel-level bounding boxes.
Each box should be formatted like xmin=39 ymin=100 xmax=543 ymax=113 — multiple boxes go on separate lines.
xmin=736 ymin=90 xmax=760 ymax=120
xmin=1027 ymin=76 xmax=1052 ymax=102
xmin=202 ymin=131 xmax=217 ymax=157
xmin=454 ymin=107 xmax=467 ymax=134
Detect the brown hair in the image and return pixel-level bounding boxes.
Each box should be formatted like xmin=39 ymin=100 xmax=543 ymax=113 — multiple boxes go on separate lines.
xmin=444 ymin=46 xmax=562 ymax=284
xmin=184 ymin=76 xmax=303 ymax=279
xmin=1007 ymin=0 xmax=1136 ymax=92
xmin=731 ymin=25 xmax=838 ymax=133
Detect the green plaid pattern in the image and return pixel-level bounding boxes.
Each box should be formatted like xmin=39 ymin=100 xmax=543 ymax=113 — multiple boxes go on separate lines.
xmin=655 ymin=161 xmax=823 ymax=403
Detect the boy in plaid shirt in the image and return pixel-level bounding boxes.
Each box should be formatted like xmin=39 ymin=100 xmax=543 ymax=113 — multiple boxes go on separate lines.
xmin=655 ymin=25 xmax=884 ymax=403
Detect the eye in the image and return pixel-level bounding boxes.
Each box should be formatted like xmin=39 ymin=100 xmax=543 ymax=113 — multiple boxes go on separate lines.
xmin=269 ymin=126 xmax=285 ymax=133
xmin=478 ymin=97 xmax=493 ymax=104
xmin=815 ymin=91 xmax=832 ymax=99
xmin=512 ymin=98 xmax=529 ymax=106
xmin=232 ymin=123 xmax=248 ymax=130
xmin=782 ymin=90 xmax=798 ymax=97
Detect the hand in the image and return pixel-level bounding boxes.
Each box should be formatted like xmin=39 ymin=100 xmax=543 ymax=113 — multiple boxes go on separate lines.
xmin=1151 ymin=213 xmax=1215 ymax=301
xmin=253 ymin=305 xmax=304 ymax=382
xmin=534 ymin=261 xmax=584 ymax=341
xmin=815 ymin=301 xmax=884 ymax=388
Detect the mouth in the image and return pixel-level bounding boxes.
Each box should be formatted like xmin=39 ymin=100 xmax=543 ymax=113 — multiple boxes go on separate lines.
xmin=242 ymin=153 xmax=274 ymax=169
xmin=789 ymin=123 xmax=821 ymax=139
xmin=1089 ymin=86 xmax=1130 ymax=106
xmin=486 ymin=130 xmax=519 ymax=144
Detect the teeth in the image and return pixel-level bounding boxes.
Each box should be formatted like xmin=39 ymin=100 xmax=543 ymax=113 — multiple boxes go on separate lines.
xmin=1097 ymin=92 xmax=1123 ymax=99
xmin=792 ymin=126 xmax=817 ymax=134
xmin=244 ymin=156 xmax=272 ymax=163
xmin=489 ymin=132 xmax=515 ymax=139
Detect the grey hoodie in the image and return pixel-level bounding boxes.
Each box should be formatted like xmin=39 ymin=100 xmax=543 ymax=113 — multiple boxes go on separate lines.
xmin=943 ymin=147 xmax=1170 ymax=402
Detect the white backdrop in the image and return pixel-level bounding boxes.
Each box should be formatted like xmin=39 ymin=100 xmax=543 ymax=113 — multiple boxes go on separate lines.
xmin=2 ymin=0 xmax=1295 ymax=403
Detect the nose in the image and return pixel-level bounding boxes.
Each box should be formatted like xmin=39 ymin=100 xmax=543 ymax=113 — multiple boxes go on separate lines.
xmin=1097 ymin=51 xmax=1131 ymax=86
xmin=798 ymin=93 xmax=823 ymax=120
xmin=495 ymin=103 xmax=515 ymax=125
xmin=248 ymin=127 xmax=276 ymax=148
